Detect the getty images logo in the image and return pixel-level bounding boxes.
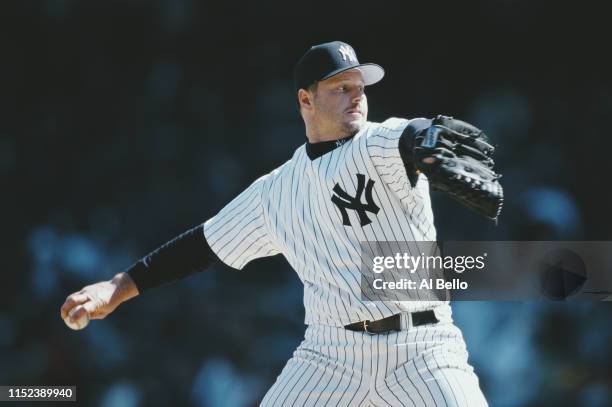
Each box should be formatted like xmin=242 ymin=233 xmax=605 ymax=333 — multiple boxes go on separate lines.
xmin=331 ymin=174 xmax=380 ymax=226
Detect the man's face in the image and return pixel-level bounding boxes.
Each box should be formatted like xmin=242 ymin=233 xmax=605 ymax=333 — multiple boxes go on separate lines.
xmin=309 ymin=69 xmax=368 ymax=137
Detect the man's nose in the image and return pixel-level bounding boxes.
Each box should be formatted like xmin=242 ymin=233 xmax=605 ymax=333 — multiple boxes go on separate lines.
xmin=351 ymin=88 xmax=365 ymax=103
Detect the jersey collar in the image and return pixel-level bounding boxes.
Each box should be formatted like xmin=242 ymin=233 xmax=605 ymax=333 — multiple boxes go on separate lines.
xmin=305 ymin=134 xmax=356 ymax=160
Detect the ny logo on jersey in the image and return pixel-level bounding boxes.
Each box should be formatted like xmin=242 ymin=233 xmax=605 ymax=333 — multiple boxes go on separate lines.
xmin=335 ymin=139 xmax=348 ymax=148
xmin=331 ymin=174 xmax=380 ymax=226
xmin=338 ymin=45 xmax=357 ymax=62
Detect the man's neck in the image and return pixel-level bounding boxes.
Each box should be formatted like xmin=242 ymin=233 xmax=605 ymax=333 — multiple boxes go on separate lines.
xmin=305 ymin=124 xmax=352 ymax=144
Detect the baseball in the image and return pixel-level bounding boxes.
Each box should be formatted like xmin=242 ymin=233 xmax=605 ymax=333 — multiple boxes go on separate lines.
xmin=64 ymin=306 xmax=90 ymax=330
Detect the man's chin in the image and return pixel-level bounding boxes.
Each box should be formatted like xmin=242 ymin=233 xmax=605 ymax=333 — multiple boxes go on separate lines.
xmin=344 ymin=118 xmax=365 ymax=135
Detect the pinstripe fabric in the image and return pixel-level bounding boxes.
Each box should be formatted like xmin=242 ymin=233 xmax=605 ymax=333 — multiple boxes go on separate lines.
xmin=260 ymin=318 xmax=487 ymax=406
xmin=204 ymin=174 xmax=281 ymax=269
xmin=204 ymin=118 xmax=448 ymax=327
xmin=203 ymin=117 xmax=487 ymax=405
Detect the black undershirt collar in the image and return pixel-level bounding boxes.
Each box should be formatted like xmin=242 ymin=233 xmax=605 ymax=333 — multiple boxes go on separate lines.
xmin=305 ymin=134 xmax=357 ymax=160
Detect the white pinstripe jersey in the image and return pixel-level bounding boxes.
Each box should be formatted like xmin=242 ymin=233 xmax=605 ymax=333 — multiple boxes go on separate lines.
xmin=204 ymin=117 xmax=452 ymax=326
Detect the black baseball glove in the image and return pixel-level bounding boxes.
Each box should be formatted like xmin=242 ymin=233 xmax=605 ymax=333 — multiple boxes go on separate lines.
xmin=401 ymin=115 xmax=503 ymax=221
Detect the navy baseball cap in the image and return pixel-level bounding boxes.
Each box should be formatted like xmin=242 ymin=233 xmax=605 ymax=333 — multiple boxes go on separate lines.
xmin=293 ymin=41 xmax=385 ymax=91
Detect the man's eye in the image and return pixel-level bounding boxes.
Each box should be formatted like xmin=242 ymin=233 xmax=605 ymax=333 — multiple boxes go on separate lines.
xmin=337 ymin=86 xmax=346 ymax=92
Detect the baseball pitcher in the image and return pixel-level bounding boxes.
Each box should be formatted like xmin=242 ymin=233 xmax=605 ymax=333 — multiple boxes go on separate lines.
xmin=61 ymin=41 xmax=503 ymax=406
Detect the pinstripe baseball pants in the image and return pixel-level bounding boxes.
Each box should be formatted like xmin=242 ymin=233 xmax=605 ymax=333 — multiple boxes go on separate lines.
xmin=260 ymin=313 xmax=488 ymax=407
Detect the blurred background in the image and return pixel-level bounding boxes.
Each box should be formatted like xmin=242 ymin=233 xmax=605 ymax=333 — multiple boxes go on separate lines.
xmin=2 ymin=0 xmax=611 ymax=406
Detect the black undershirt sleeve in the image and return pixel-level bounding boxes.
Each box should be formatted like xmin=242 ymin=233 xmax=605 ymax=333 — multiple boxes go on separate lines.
xmin=126 ymin=224 xmax=219 ymax=293
xmin=398 ymin=118 xmax=432 ymax=187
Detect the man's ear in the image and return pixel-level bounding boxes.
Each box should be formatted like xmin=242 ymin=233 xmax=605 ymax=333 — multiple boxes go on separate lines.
xmin=298 ymin=89 xmax=314 ymax=111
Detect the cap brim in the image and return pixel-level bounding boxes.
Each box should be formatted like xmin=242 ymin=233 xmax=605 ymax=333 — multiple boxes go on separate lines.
xmin=320 ymin=63 xmax=385 ymax=86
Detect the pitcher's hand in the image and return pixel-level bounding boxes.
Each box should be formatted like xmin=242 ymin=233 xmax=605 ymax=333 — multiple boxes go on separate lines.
xmin=60 ymin=272 xmax=139 ymax=328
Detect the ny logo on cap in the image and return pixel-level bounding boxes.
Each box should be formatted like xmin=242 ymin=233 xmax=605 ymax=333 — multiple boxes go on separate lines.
xmin=338 ymin=45 xmax=357 ymax=62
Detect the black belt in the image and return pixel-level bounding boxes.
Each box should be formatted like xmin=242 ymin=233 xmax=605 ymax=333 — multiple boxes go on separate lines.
xmin=344 ymin=310 xmax=439 ymax=334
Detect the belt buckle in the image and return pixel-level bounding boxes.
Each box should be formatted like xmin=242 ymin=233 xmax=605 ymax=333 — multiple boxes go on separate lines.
xmin=363 ymin=320 xmax=375 ymax=335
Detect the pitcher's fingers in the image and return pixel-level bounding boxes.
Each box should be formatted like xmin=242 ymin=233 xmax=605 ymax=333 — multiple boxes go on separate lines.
xmin=81 ymin=300 xmax=104 ymax=320
xmin=67 ymin=304 xmax=90 ymax=323
xmin=60 ymin=293 xmax=90 ymax=319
